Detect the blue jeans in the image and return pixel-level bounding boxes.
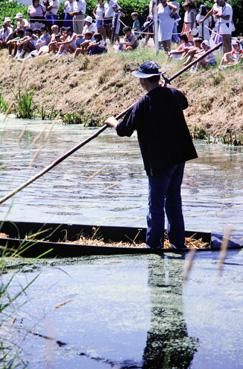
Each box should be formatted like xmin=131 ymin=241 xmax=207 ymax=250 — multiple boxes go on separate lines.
xmin=146 ymin=163 xmax=185 ymax=249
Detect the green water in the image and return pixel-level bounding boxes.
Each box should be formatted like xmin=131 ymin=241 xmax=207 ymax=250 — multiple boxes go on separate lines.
xmin=3 ymin=250 xmax=243 ymax=369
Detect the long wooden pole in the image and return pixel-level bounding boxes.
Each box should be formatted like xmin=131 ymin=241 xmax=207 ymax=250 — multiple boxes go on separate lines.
xmin=0 ymin=42 xmax=222 ymax=205
xmin=0 ymin=108 xmax=129 ymax=205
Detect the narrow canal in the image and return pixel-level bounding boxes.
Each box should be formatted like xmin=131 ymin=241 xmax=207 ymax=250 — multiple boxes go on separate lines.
xmin=1 ymin=116 xmax=243 ymax=369
xmin=0 ymin=116 xmax=242 ymax=233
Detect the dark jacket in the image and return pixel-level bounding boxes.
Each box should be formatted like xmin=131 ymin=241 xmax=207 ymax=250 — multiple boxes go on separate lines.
xmin=116 ymin=85 xmax=198 ymax=176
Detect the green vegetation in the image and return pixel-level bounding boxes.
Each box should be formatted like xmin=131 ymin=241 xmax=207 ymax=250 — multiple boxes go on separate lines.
xmin=16 ymin=91 xmax=35 ymax=119
xmin=0 ymin=0 xmax=28 ymax=26
xmin=0 ymin=94 xmax=9 ymax=113
xmin=0 ymin=0 xmax=242 ymax=34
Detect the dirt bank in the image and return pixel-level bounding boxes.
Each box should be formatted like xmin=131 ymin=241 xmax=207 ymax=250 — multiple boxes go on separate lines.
xmin=0 ymin=50 xmax=242 ymax=140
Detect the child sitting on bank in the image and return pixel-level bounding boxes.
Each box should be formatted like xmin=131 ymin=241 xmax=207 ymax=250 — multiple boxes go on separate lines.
xmin=131 ymin=12 xmax=140 ymax=36
xmin=74 ymin=31 xmax=93 ymax=56
xmin=48 ymin=24 xmax=61 ymax=53
xmin=119 ymin=26 xmax=138 ymax=51
xmin=56 ymin=27 xmax=77 ymax=55
xmin=219 ymin=40 xmax=242 ymax=68
xmin=168 ymin=34 xmax=192 ymax=59
xmin=87 ymin=32 xmax=107 ymax=55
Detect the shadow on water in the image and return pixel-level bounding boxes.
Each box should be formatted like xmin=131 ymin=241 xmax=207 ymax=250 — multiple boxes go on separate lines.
xmin=142 ymin=255 xmax=198 ymax=369
xmin=2 ymin=254 xmax=200 ymax=369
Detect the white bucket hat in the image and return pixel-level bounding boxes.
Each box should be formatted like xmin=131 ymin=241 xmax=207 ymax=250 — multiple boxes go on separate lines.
xmin=84 ymin=16 xmax=93 ymax=23
xmin=15 ymin=13 xmax=23 ymax=19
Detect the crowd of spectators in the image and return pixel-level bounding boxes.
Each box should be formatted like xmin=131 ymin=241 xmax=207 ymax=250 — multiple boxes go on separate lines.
xmin=0 ymin=0 xmax=242 ymax=69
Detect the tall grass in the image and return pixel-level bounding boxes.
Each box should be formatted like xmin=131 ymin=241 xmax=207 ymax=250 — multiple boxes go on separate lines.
xmin=16 ymin=92 xmax=35 ymax=120
xmin=0 ymin=247 xmax=38 ymax=369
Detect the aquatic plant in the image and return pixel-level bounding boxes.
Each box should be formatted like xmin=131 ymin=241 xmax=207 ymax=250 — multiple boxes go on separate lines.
xmin=16 ymin=92 xmax=35 ymax=120
xmin=0 ymin=94 xmax=9 ymax=113
xmin=192 ymin=126 xmax=208 ymax=140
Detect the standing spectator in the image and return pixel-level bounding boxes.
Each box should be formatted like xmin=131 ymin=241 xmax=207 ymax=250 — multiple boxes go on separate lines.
xmin=64 ymin=0 xmax=75 ymax=30
xmin=131 ymin=12 xmax=140 ymax=36
xmin=111 ymin=4 xmax=124 ymax=43
xmin=157 ymin=0 xmax=177 ymax=53
xmin=27 ymin=0 xmax=46 ymax=30
xmin=140 ymin=15 xmax=154 ymax=46
xmin=43 ymin=0 xmax=59 ymax=26
xmin=104 ymin=0 xmax=117 ymax=40
xmin=199 ymin=0 xmax=233 ymax=53
xmin=93 ymin=0 xmax=105 ymax=38
xmin=196 ymin=4 xmax=212 ymax=41
xmin=181 ymin=1 xmax=197 ymax=42
xmin=171 ymin=0 xmax=181 ymax=44
xmin=0 ymin=19 xmax=13 ymax=48
xmin=73 ymin=0 xmax=86 ymax=35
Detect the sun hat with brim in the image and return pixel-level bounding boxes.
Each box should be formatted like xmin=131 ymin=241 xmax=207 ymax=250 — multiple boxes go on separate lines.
xmin=4 ymin=17 xmax=11 ymax=22
xmin=15 ymin=13 xmax=23 ymax=19
xmin=132 ymin=61 xmax=161 ymax=79
xmin=84 ymin=16 xmax=92 ymax=23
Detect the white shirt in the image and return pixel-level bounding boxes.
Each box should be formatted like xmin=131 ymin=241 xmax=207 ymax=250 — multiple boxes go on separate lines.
xmin=64 ymin=1 xmax=75 ymax=14
xmin=83 ymin=22 xmax=96 ymax=34
xmin=73 ymin=0 xmax=86 ymax=15
xmin=0 ymin=26 xmax=12 ymax=41
xmin=95 ymin=4 xmax=105 ymax=20
xmin=46 ymin=0 xmax=59 ymax=16
xmin=184 ymin=9 xmax=196 ymax=24
xmin=212 ymin=2 xmax=233 ymax=35
xmin=104 ymin=0 xmax=117 ymax=18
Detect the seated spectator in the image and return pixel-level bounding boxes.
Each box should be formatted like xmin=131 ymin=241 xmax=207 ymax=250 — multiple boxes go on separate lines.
xmin=192 ymin=39 xmax=216 ymax=70
xmin=74 ymin=31 xmax=93 ymax=56
xmin=15 ymin=13 xmax=30 ymax=31
xmin=168 ymin=34 xmax=192 ymax=59
xmin=131 ymin=12 xmax=140 ymax=36
xmin=87 ymin=32 xmax=107 ymax=54
xmin=0 ymin=18 xmax=13 ymax=48
xmin=15 ymin=28 xmax=38 ymax=59
xmin=7 ymin=28 xmax=25 ymax=57
xmin=35 ymin=26 xmax=51 ymax=50
xmin=219 ymin=39 xmax=242 ymax=68
xmin=120 ymin=26 xmax=138 ymax=51
xmin=76 ymin=16 xmax=96 ymax=46
xmin=182 ymin=37 xmax=203 ymax=65
xmin=48 ymin=24 xmax=60 ymax=53
xmin=28 ymin=0 xmax=46 ymax=30
xmin=56 ymin=26 xmax=77 ymax=55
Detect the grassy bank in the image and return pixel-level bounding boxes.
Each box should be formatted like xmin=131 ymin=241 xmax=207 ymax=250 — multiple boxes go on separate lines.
xmin=0 ymin=48 xmax=242 ymax=143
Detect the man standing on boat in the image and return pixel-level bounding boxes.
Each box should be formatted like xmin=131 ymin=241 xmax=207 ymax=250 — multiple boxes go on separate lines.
xmin=105 ymin=61 xmax=197 ymax=250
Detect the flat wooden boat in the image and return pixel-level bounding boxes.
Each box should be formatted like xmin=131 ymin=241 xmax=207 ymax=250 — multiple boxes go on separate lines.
xmin=0 ymin=221 xmax=242 ymax=257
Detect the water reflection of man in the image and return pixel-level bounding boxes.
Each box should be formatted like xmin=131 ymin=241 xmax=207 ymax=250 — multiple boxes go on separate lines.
xmin=142 ymin=255 xmax=198 ymax=369
xmin=105 ymin=61 xmax=197 ymax=250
